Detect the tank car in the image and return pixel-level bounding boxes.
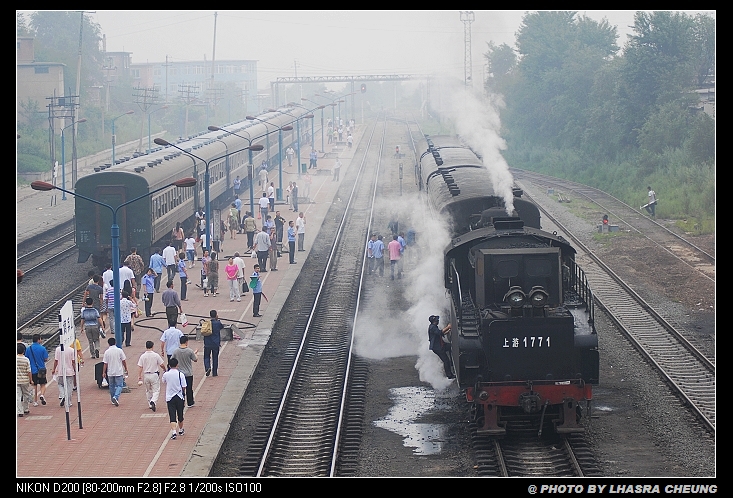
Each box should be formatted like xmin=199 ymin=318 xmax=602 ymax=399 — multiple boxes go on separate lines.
xmin=74 ymin=107 xmax=309 ymax=267
xmin=419 ymin=135 xmax=598 ymax=435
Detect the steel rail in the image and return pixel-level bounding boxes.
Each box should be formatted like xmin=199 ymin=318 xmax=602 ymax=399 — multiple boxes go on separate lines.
xmin=256 ymin=116 xmax=385 ymax=477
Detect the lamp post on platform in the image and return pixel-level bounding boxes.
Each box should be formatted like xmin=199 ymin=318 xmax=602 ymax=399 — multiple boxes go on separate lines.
xmin=283 ymin=104 xmax=314 ymax=179
xmin=31 ymin=177 xmax=196 ymax=348
xmin=301 ymin=98 xmax=326 ymax=152
xmin=111 ymin=110 xmax=135 ymax=167
xmin=60 ymin=118 xmax=86 ymax=200
xmin=206 ymin=126 xmax=268 ymax=216
xmin=238 ymin=118 xmax=292 ymax=201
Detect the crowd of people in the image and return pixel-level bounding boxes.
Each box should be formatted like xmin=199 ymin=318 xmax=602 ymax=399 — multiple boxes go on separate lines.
xmin=16 ymin=125 xmax=362 ymax=442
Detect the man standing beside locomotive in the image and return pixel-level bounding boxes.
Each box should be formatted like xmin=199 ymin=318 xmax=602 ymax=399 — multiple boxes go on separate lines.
xmin=428 ymin=315 xmax=454 ymax=379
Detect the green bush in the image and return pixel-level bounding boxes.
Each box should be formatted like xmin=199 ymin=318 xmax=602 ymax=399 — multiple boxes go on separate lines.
xmin=18 ymin=153 xmax=50 ymax=173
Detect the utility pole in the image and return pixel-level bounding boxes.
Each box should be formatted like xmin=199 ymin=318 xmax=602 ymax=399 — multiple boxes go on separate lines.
xmin=73 ymin=10 xmax=94 ymax=189
xmin=178 ymin=84 xmax=199 ymax=138
xmin=460 ymin=11 xmax=475 ymax=88
xmin=210 ymin=12 xmax=218 ymax=89
xmin=133 ymin=86 xmax=159 ymax=150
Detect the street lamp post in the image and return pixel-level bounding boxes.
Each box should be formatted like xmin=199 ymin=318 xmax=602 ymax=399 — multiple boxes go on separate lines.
xmin=31 ymin=177 xmax=196 ymax=348
xmin=243 ymin=117 xmax=293 ymax=202
xmin=156 ymin=137 xmax=263 ymax=249
xmin=148 ymin=106 xmax=168 ymax=154
xmin=301 ymin=98 xmax=326 ymax=152
xmin=60 ymin=118 xmax=86 ymax=200
xmin=111 ymin=111 xmax=135 ymax=167
xmin=283 ymin=104 xmax=314 ymax=179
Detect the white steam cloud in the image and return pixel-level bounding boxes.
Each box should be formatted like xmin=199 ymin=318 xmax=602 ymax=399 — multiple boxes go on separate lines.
xmin=353 ymin=83 xmax=514 ymax=390
xmin=444 ymin=83 xmax=515 ymax=214
xmin=353 ymin=193 xmax=454 ymax=390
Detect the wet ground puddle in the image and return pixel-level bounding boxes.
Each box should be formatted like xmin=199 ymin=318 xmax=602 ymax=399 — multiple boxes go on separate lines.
xmin=373 ymin=386 xmax=453 ymax=455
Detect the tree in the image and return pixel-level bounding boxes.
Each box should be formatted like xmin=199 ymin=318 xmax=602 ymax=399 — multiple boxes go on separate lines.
xmin=637 ymin=99 xmax=690 ymax=154
xmin=17 ymin=12 xmax=30 ymax=36
xmin=620 ymin=11 xmax=698 ymax=137
xmin=484 ymin=42 xmax=516 ymax=95
xmin=692 ymin=13 xmax=715 ymax=87
xmin=507 ymin=11 xmax=618 ymax=147
xmin=29 ymin=11 xmax=104 ymax=100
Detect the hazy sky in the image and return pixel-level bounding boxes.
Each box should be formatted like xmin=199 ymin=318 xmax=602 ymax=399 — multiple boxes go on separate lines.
xmin=24 ymin=10 xmax=714 ymax=91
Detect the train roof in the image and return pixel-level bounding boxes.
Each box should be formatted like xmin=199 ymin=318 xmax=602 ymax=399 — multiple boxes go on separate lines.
xmin=76 ymin=107 xmax=309 ymax=189
xmin=420 ymin=135 xmax=500 ymax=212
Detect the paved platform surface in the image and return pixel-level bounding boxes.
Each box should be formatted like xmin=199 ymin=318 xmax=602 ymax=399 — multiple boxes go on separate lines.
xmin=16 ymin=127 xmax=363 ymax=477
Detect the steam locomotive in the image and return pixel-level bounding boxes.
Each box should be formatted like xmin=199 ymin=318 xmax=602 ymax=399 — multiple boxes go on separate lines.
xmin=418 ymin=135 xmax=598 ymax=435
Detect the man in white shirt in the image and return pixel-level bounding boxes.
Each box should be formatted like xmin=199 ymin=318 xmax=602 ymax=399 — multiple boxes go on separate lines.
xmin=102 ymin=337 xmax=127 ymax=406
xmin=52 ymin=342 xmax=76 ymax=407
xmin=160 ymin=319 xmax=184 ymax=365
xmin=254 ymin=228 xmax=271 ymax=272
xmin=259 ymin=192 xmax=270 ymax=222
xmin=233 ymin=252 xmax=247 ymax=294
xmin=119 ymin=262 xmax=135 ymax=290
xmin=267 ymin=182 xmax=276 ymax=212
xmin=137 ymin=340 xmax=166 ymax=411
xmin=162 ymin=243 xmax=178 ymax=283
xmin=286 ymin=146 xmax=294 ymax=167
xmin=102 ymin=264 xmax=113 ymax=293
xmin=296 ymin=212 xmax=306 ymax=252
xmin=161 ymin=357 xmax=186 ymax=440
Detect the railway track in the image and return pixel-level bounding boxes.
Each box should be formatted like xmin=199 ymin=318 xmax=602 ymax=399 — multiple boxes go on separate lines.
xmin=17 ymin=280 xmax=88 ymax=352
xmin=472 ymin=423 xmax=601 ymax=477
xmin=511 ymin=169 xmax=714 ymax=282
xmin=238 ymin=116 xmax=386 ymax=477
xmin=520 ymin=186 xmax=715 ymax=433
xmin=17 ymin=221 xmax=77 ymax=279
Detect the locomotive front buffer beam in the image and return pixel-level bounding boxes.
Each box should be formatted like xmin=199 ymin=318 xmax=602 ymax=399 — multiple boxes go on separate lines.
xmin=467 ymin=382 xmax=591 ymax=436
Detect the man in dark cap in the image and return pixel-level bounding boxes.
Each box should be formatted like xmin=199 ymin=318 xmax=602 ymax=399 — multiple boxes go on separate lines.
xmin=428 ymin=315 xmax=454 ymax=379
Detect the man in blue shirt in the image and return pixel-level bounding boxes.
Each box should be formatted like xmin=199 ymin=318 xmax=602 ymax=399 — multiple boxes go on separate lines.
xmin=204 ymin=309 xmax=223 ymax=377
xmin=149 ymin=248 xmax=166 ymax=292
xmin=25 ymin=334 xmax=49 ymax=406
xmin=251 ymin=265 xmax=263 ymax=317
xmin=287 ymin=221 xmax=297 ymax=264
xmin=141 ymin=268 xmax=157 ymax=317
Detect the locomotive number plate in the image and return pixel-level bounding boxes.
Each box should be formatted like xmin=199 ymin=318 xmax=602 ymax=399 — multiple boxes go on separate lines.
xmin=502 ymin=336 xmax=551 ymax=348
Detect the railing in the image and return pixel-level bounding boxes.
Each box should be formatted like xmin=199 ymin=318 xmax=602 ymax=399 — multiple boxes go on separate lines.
xmin=567 ymin=259 xmax=595 ymax=327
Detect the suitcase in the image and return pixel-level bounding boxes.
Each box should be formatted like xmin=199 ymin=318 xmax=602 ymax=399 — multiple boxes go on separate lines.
xmin=95 ymin=361 xmax=107 ymax=389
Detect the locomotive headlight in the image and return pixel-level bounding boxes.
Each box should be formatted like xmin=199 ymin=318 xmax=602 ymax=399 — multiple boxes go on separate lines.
xmin=529 ymin=286 xmax=549 ymax=307
xmin=503 ymin=286 xmax=526 ymax=308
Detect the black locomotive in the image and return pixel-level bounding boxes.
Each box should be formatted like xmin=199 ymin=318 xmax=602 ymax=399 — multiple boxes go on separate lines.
xmin=74 ymin=107 xmax=309 ymax=267
xmin=418 ymin=135 xmax=598 ymax=435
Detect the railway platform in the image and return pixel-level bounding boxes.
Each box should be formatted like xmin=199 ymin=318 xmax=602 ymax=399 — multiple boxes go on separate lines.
xmin=16 ymin=125 xmax=365 ymax=478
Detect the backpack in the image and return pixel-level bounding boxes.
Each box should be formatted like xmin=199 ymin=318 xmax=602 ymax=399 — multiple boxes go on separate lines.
xmin=200 ymin=319 xmax=213 ymax=337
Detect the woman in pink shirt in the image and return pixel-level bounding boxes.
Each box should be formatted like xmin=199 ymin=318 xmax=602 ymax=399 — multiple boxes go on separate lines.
xmin=225 ymin=257 xmax=241 ymax=302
